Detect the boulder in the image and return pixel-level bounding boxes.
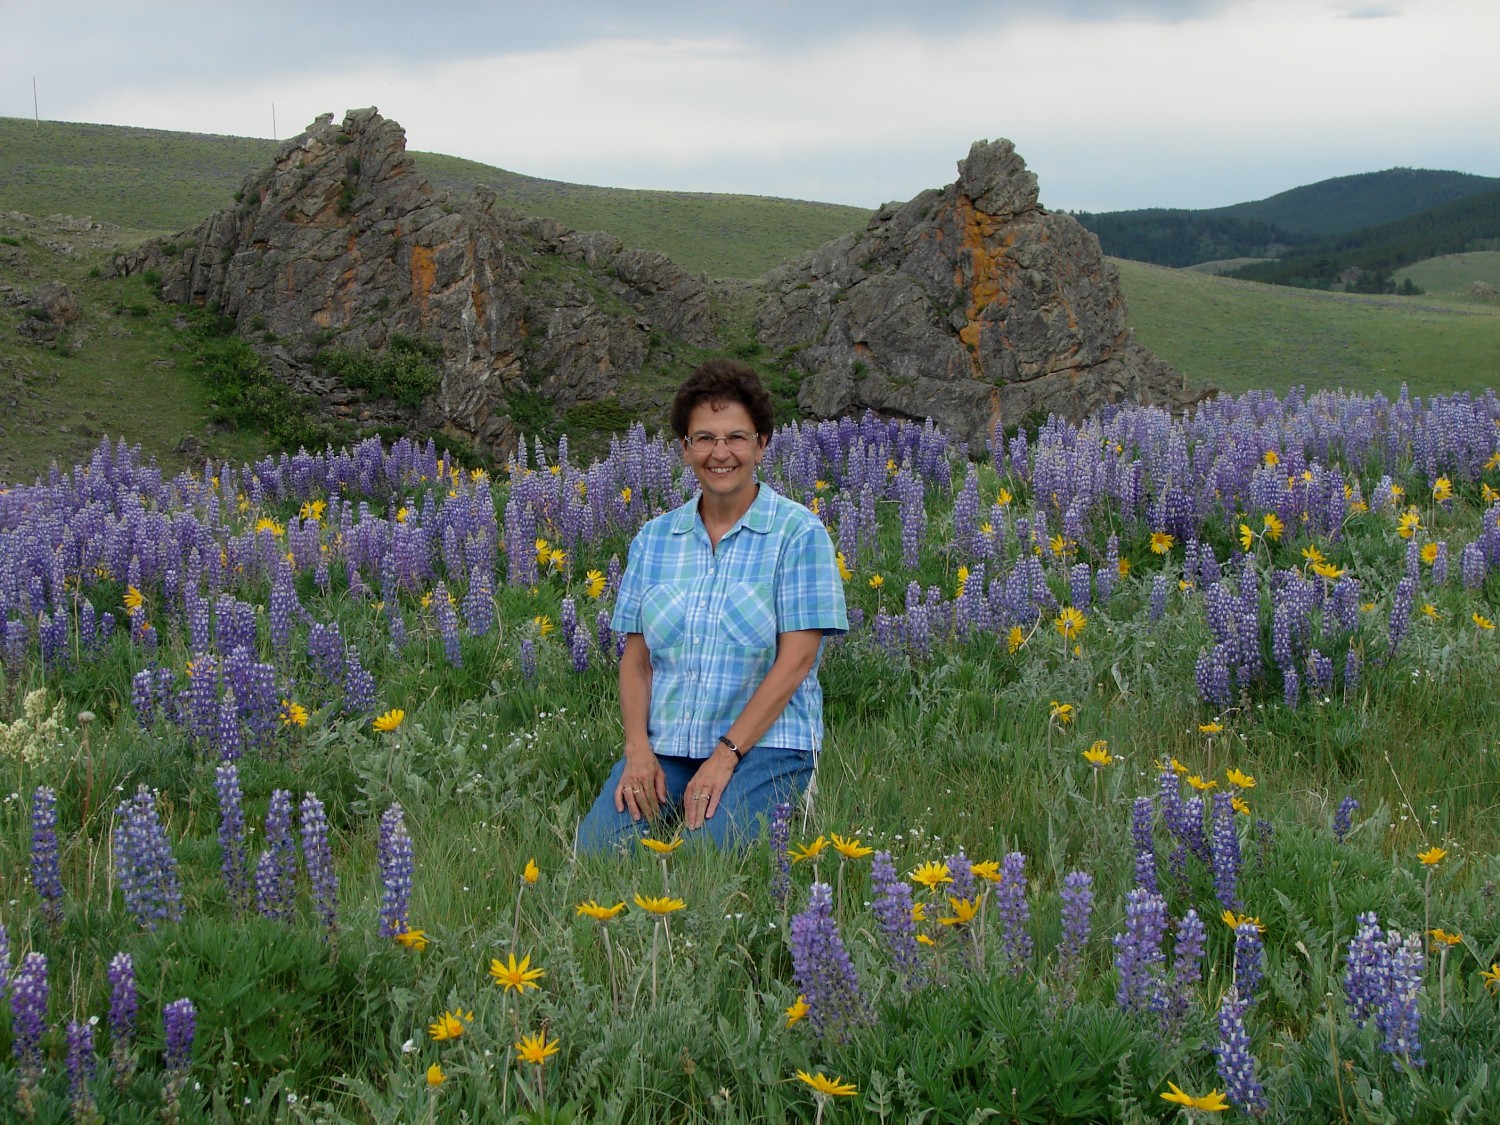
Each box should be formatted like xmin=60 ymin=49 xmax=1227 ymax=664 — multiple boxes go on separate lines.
xmin=32 ymin=281 xmax=82 ymax=325
xmin=113 ymin=108 xmax=715 ymax=459
xmin=756 ymin=139 xmax=1206 ymax=446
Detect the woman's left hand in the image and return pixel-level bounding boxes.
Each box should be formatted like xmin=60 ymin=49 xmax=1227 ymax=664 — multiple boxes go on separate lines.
xmin=683 ymin=747 xmax=737 ymax=830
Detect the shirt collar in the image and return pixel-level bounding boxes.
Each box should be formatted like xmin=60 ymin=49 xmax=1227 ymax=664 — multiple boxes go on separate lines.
xmin=670 ymin=479 xmax=775 ymax=537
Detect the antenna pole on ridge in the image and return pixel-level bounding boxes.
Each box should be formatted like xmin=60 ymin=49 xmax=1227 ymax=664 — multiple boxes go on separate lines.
xmin=272 ymin=102 xmax=277 ymax=140
xmin=33 ymin=77 xmax=39 ymax=126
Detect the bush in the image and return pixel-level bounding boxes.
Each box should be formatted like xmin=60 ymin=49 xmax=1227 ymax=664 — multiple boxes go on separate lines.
xmin=314 ymin=336 xmax=442 ymax=407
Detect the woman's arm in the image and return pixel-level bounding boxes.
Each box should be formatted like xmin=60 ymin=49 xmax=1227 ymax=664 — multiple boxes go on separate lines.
xmin=682 ymin=628 xmax=823 ymax=831
xmin=615 ymin=633 xmax=666 ymax=821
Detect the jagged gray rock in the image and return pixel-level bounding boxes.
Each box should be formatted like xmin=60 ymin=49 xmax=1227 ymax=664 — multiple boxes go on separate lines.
xmin=755 ymin=139 xmax=1204 ymax=446
xmin=113 ymin=108 xmax=714 ymax=458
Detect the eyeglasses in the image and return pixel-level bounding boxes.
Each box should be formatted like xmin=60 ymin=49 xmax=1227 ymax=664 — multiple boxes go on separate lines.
xmin=684 ymin=431 xmax=758 ymax=454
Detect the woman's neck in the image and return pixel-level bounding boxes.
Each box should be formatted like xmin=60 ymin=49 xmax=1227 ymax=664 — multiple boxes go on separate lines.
xmin=698 ymin=482 xmax=758 ymax=547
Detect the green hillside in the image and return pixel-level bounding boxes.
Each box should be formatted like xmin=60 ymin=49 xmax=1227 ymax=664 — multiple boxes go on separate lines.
xmin=0 ymin=117 xmax=868 ymax=278
xmin=1228 ymin=188 xmax=1500 ymax=290
xmin=1075 ymin=168 xmax=1500 ymax=268
xmin=1117 ymin=258 xmax=1500 ymax=397
xmin=1214 ymin=167 xmax=1500 ymax=236
xmin=1396 ymin=251 xmax=1500 ymax=302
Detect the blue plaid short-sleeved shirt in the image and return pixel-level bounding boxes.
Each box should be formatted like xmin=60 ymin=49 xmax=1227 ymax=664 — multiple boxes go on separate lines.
xmin=610 ymin=481 xmax=848 ymax=759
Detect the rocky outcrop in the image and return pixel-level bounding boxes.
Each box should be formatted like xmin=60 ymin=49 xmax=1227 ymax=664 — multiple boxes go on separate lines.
xmin=755 ymin=139 xmax=1203 ymax=446
xmin=113 ymin=108 xmax=714 ymax=457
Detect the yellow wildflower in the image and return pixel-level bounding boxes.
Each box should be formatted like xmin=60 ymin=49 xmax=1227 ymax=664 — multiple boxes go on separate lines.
xmin=584 ymin=569 xmax=607 ymax=598
xmin=971 ymin=860 xmax=1002 ymax=882
xmin=576 ymin=900 xmax=626 ymax=922
xmin=1054 ymin=606 xmax=1086 ymax=641
xmin=1221 ymin=911 xmax=1265 ymax=931
xmin=426 ymin=1063 xmax=446 ymax=1088
xmin=1428 ymin=928 xmax=1462 ymax=947
xmin=639 ymin=837 xmax=684 ymax=854
xmin=522 ymin=858 xmax=540 ymax=884
xmin=1420 ymin=542 xmax=1439 ymax=566
xmin=1161 ymin=1082 xmax=1229 ymax=1112
xmin=393 ymin=926 xmax=429 ymax=951
xmin=1006 ymin=625 xmax=1025 ymax=654
xmin=372 ymin=708 xmax=405 ymax=733
xmin=1149 ymin=531 xmax=1175 ymax=554
xmin=1083 ymin=741 xmax=1113 ymax=767
xmin=835 ymin=552 xmax=852 ymax=581
xmin=785 ymin=996 xmax=810 ymax=1027
xmin=939 ymin=896 xmax=983 ymax=926
xmin=1481 ymin=964 xmax=1500 ymax=993
xmin=1301 ymin=544 xmax=1326 ymax=565
xmin=1238 ymin=523 xmax=1255 ymax=551
xmin=831 ymin=834 xmax=874 ymax=860
xmin=868 ymin=574 xmax=884 ymax=590
xmin=795 ymin=1071 xmax=858 ymax=1098
xmin=1049 ymin=700 xmax=1075 ymax=725
xmin=909 ymin=861 xmax=952 ymax=890
xmin=1432 ymin=476 xmax=1453 ymax=502
xmin=1199 ymin=721 xmax=1224 ymax=734
xmin=1262 ymin=450 xmax=1280 ymax=467
xmin=1231 ymin=795 xmax=1251 ymax=816
xmin=1417 ymin=846 xmax=1448 ymax=866
xmin=1475 ymin=613 xmax=1496 ymax=631
xmin=1262 ymin=512 xmax=1285 ymax=541
xmin=533 ymin=615 xmax=554 ymax=637
xmin=279 ymin=700 xmax=308 ymax=728
xmin=1225 ymin=768 xmax=1256 ymax=789
xmin=1187 ymin=775 xmax=1217 ymax=791
xmin=1312 ymin=561 xmax=1346 ymax=581
xmin=514 ymin=1031 xmax=560 ymax=1066
xmin=428 ymin=1010 xmax=472 ymax=1042
xmin=788 ymin=836 xmax=829 ymax=864
xmin=633 ymin=893 xmax=687 ymax=915
xmin=1397 ymin=509 xmax=1421 ymax=539
xmin=489 ymin=952 xmax=546 ymax=992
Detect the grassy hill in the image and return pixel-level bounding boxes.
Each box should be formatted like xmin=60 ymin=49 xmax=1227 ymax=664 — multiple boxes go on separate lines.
xmin=2 ymin=117 xmax=1496 ymax=487
xmin=1213 ymin=167 xmax=1500 ymax=236
xmin=0 ymin=117 xmax=869 ymax=279
xmin=1075 ymin=168 xmax=1500 ymax=268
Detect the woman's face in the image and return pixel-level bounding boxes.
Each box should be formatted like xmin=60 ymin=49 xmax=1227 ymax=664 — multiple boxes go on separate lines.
xmin=681 ymin=400 xmax=766 ymax=506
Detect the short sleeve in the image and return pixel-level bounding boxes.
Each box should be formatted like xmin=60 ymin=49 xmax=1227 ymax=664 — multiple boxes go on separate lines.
xmin=774 ymin=518 xmax=849 ymax=636
xmin=611 ymin=538 xmax=647 ymax=634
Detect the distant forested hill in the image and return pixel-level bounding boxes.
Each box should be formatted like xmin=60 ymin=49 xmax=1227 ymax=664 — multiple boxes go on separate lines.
xmin=1076 ymin=168 xmax=1500 ymax=268
xmin=1227 ymin=187 xmax=1500 ymax=291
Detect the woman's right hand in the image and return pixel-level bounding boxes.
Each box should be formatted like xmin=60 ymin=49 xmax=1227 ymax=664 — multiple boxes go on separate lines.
xmin=615 ymin=746 xmax=666 ymax=822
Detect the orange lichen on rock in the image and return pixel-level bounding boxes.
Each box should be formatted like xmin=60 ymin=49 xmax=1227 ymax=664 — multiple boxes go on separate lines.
xmin=410 ymin=244 xmax=436 ymax=313
xmin=953 ymin=195 xmax=1007 ymax=373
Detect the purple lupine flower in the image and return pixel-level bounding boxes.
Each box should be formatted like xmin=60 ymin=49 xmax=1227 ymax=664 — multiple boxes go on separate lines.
xmin=1210 ymin=791 xmax=1242 ymax=911
xmin=1132 ymin=796 xmax=1158 ymax=893
xmin=945 ymin=851 xmax=975 ymax=903
xmin=1149 ymin=574 xmax=1169 ymax=621
xmin=995 ymin=851 xmax=1033 ymax=973
xmin=1344 ymin=912 xmax=1424 ymax=1066
xmin=569 ymin=626 xmax=591 ymax=673
xmin=1214 ymin=988 xmax=1267 ymax=1113
xmin=1343 ymin=644 xmax=1362 ymax=696
xmin=433 ymin=582 xmax=463 ymax=667
xmin=869 ymin=851 xmax=924 ymax=988
xmin=377 ymin=804 xmax=414 ymax=938
xmin=299 ymin=793 xmax=339 ymax=935
xmin=113 ymin=786 xmax=183 ymax=929
xmin=256 ymin=789 xmax=297 ymax=923
xmin=108 ymin=951 xmax=137 ymax=1082
xmin=214 ymin=688 xmax=242 ymax=762
xmin=1333 ymin=796 xmax=1360 ymax=844
xmin=1056 ymin=871 xmax=1094 ymax=975
xmin=789 ymin=881 xmax=869 ymax=1042
xmin=1173 ymin=909 xmax=1207 ymax=992
xmin=67 ymin=1018 xmax=99 ymax=1119
xmin=1113 ymin=888 xmax=1168 ymax=1016
xmin=1234 ymin=921 xmax=1265 ymax=1002
xmin=162 ymin=997 xmax=196 ymax=1074
xmin=1387 ymin=575 xmax=1416 ymax=654
xmin=520 ymin=638 xmax=537 ymax=681
xmin=1459 ymin=542 xmax=1486 ymax=590
xmin=214 ymin=765 xmax=251 ymax=913
xmin=0 ymin=923 xmax=8 ymax=1001
xmin=769 ymin=801 xmax=792 ymax=907
xmin=11 ymin=951 xmax=49 ymax=1079
xmin=30 ymin=785 xmax=65 ymax=930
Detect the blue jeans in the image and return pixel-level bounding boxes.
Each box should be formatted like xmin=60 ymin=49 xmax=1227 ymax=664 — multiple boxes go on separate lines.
xmin=575 ymin=747 xmax=813 ymax=855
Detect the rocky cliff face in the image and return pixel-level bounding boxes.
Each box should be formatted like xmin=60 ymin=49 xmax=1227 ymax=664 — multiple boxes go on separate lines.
xmin=755 ymin=139 xmax=1200 ymax=447
xmin=114 ymin=108 xmax=714 ymax=458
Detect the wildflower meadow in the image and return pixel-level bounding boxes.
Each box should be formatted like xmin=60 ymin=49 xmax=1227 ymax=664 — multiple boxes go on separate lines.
xmin=1 ymin=385 xmax=1499 ymax=1122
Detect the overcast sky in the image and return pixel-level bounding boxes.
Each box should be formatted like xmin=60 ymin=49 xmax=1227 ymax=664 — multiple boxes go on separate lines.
xmin=5 ymin=0 xmax=1496 ymax=212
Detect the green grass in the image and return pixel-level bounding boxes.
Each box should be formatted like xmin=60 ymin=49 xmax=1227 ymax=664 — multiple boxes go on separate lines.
xmin=3 ymin=410 xmax=1500 ymax=1120
xmin=1397 ymin=251 xmax=1500 ymax=303
xmin=0 ymin=218 xmax=265 ymax=484
xmin=0 ymin=118 xmax=869 ymax=279
xmin=1117 ymin=258 xmax=1500 ymax=396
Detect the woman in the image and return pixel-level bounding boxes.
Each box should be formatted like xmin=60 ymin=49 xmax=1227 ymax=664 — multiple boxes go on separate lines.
xmin=576 ymin=359 xmax=847 ymax=853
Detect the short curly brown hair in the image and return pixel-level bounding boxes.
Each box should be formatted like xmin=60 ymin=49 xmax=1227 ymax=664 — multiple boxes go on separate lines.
xmin=668 ymin=359 xmax=774 ymax=440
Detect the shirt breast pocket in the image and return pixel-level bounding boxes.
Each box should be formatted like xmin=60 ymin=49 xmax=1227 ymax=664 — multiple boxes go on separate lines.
xmin=641 ymin=585 xmax=688 ymax=651
xmin=719 ymin=581 xmax=776 ymax=650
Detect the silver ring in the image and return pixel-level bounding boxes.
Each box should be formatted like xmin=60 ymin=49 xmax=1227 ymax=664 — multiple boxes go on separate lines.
xmin=629 ymin=787 xmax=643 ymax=793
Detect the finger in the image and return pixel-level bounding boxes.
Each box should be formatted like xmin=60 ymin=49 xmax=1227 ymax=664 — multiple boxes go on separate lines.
xmin=705 ymin=787 xmax=721 ymax=821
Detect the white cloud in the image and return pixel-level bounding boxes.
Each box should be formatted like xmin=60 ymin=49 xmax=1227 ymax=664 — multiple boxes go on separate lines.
xmin=14 ymin=0 xmax=1499 ymax=211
